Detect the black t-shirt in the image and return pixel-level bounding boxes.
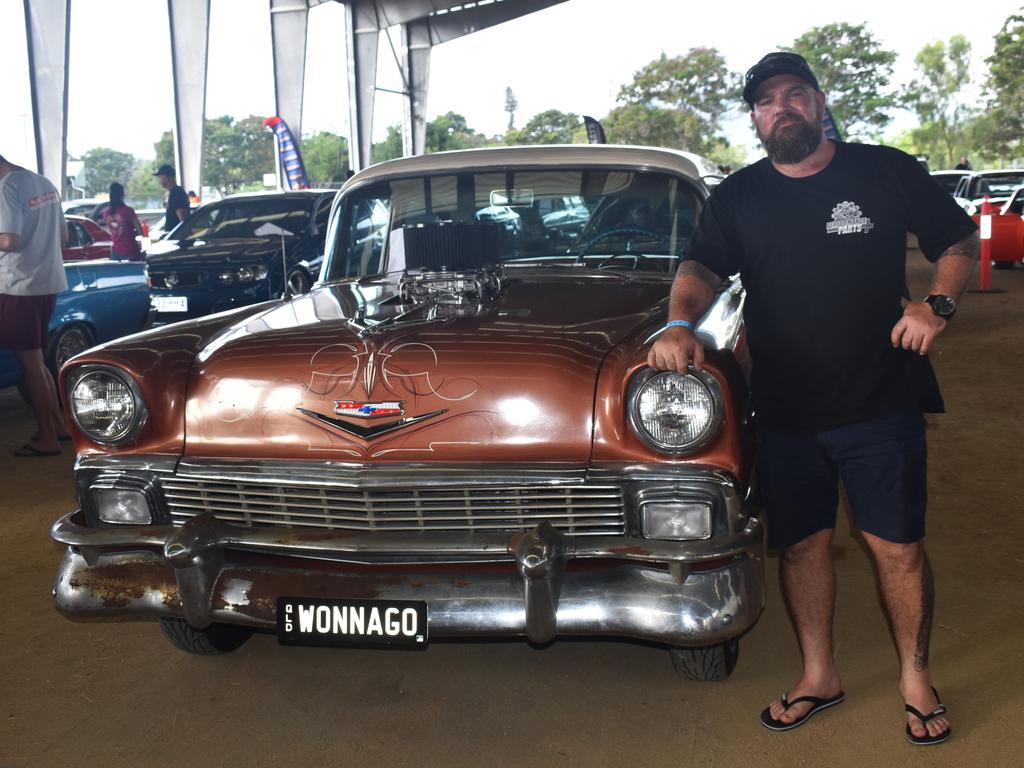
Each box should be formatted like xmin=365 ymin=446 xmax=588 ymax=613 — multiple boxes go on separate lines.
xmin=686 ymin=141 xmax=977 ymax=433
xmin=165 ymin=185 xmax=190 ymax=231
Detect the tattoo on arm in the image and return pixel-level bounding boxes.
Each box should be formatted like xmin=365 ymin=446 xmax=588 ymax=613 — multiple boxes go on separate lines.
xmin=677 ymin=260 xmax=723 ymax=293
xmin=930 ymin=233 xmax=979 ymax=300
xmin=939 ymin=232 xmax=979 ymax=261
xmin=914 ymin=555 xmax=935 ymax=672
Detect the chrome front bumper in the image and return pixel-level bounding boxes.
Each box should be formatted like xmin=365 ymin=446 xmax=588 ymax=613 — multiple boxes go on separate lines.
xmin=52 ymin=510 xmax=765 ymax=646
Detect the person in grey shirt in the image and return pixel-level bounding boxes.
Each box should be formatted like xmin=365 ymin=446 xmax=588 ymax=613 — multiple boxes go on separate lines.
xmin=0 ymin=152 xmax=71 ymax=456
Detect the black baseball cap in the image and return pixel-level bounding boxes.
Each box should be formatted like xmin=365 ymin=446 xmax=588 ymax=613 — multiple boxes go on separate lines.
xmin=742 ymin=52 xmax=820 ymax=107
xmin=153 ymin=164 xmax=176 ymax=177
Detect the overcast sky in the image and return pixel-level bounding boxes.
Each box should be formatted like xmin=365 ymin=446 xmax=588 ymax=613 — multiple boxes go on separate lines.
xmin=1 ymin=0 xmax=1020 ymax=169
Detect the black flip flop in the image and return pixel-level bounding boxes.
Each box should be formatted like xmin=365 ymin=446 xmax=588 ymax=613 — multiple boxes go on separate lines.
xmin=760 ymin=691 xmax=846 ymax=731
xmin=14 ymin=444 xmax=61 ymax=457
xmin=906 ymin=687 xmax=951 ymax=746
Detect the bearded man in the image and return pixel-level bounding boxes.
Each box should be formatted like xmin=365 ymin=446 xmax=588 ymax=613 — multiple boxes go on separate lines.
xmin=648 ymin=52 xmax=978 ymax=746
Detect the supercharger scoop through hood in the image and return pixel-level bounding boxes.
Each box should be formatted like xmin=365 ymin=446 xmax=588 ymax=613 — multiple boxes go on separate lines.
xmin=183 ymin=273 xmax=668 ymax=462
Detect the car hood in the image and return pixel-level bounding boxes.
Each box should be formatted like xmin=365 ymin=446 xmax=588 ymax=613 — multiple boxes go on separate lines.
xmin=146 ymin=237 xmax=296 ymax=269
xmin=184 ymin=270 xmax=669 ymax=463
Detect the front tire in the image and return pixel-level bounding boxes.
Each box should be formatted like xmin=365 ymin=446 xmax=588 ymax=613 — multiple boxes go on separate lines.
xmin=287 ymin=268 xmax=311 ymax=294
xmin=46 ymin=324 xmax=93 ymax=376
xmin=669 ymin=638 xmax=739 ymax=681
xmin=159 ymin=617 xmax=253 ymax=655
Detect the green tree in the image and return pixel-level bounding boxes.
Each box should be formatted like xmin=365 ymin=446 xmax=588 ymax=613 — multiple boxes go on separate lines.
xmin=505 ymin=109 xmax=579 ymax=145
xmin=371 ymin=124 xmax=403 ymax=164
xmin=789 ymin=22 xmax=898 ymax=139
xmin=426 ymin=111 xmax=488 ymax=153
xmin=608 ymin=48 xmax=738 ymax=155
xmin=154 ymin=131 xmax=174 ymax=168
xmin=303 ymin=131 xmax=350 ymax=185
xmin=128 ymin=159 xmax=165 ymax=205
xmin=902 ymin=35 xmax=974 ymax=169
xmin=80 ymin=147 xmax=136 ymax=196
xmin=985 ymin=12 xmax=1024 ymax=162
xmin=203 ymin=114 xmax=274 ymax=193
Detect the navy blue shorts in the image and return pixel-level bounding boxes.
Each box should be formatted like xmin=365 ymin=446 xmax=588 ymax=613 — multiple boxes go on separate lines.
xmin=756 ymin=406 xmax=928 ymax=549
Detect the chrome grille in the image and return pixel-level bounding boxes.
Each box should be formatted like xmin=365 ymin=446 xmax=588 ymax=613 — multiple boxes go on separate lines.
xmin=163 ymin=474 xmax=625 ymax=536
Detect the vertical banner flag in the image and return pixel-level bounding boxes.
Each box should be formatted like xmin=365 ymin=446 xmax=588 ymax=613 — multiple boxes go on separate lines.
xmin=583 ymin=116 xmax=607 ymax=145
xmin=822 ymin=108 xmax=842 ymax=142
xmin=264 ymin=117 xmax=310 ymax=189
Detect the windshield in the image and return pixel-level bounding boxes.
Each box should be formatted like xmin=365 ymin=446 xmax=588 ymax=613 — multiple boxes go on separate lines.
xmin=175 ymin=197 xmax=314 ymax=240
xmin=327 ymin=168 xmax=702 ymax=280
xmin=967 ymin=172 xmax=1024 ymax=199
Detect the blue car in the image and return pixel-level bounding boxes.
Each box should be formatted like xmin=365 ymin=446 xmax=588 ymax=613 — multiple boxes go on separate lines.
xmin=0 ymin=259 xmax=151 ymax=388
xmin=146 ymin=191 xmax=335 ymax=323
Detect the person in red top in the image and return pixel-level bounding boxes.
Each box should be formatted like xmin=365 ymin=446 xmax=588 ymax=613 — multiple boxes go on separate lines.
xmin=101 ymin=182 xmax=143 ymax=260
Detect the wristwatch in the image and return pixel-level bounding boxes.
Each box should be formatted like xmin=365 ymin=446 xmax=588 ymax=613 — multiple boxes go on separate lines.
xmin=924 ymin=294 xmax=957 ymax=320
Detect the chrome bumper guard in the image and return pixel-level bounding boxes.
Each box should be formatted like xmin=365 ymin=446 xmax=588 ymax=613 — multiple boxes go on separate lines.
xmin=52 ymin=511 xmax=765 ymax=646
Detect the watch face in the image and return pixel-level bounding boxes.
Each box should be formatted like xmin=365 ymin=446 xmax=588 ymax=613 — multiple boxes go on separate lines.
xmin=930 ymin=295 xmax=956 ymax=316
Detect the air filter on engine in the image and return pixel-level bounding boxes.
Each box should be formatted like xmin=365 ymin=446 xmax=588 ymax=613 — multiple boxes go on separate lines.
xmin=387 ymin=221 xmax=500 ymax=272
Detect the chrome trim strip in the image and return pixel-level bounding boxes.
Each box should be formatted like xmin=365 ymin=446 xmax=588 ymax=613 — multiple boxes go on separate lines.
xmin=170 ymin=459 xmax=594 ymax=488
xmin=75 ymin=454 xmax=180 ymax=474
xmin=104 ymin=457 xmax=743 ymax=487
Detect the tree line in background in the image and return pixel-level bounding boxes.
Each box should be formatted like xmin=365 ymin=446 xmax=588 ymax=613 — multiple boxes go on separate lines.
xmin=74 ymin=12 xmax=1024 ymax=202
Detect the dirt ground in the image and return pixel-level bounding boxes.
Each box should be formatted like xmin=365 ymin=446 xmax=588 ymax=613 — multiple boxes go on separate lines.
xmin=1 ymin=253 xmax=1022 ymax=768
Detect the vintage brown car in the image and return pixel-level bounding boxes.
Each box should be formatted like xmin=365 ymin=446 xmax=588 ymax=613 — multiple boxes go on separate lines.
xmin=51 ymin=145 xmax=765 ymax=680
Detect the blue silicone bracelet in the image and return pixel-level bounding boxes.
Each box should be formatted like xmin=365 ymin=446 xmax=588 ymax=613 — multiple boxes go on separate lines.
xmin=664 ymin=319 xmax=695 ymax=331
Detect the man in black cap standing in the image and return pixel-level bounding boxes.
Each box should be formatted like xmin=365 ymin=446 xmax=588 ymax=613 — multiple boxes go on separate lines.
xmin=154 ymin=164 xmax=190 ymax=233
xmin=649 ymin=52 xmax=978 ymax=746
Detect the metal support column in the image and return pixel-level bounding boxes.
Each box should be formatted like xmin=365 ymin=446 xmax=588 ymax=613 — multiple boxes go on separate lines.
xmin=167 ymin=0 xmax=211 ymax=195
xmin=22 ymin=0 xmax=70 ymax=195
xmin=345 ymin=1 xmax=379 ymax=172
xmin=401 ymin=19 xmax=431 ymax=157
xmin=270 ymin=0 xmax=309 ymax=144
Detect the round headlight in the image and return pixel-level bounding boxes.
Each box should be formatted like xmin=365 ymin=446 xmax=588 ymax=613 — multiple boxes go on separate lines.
xmin=69 ymin=369 xmax=145 ymax=443
xmin=164 ymin=271 xmax=179 ymax=288
xmin=628 ymin=370 xmax=723 ymax=453
xmin=236 ymin=265 xmax=255 ymax=282
xmin=218 ymin=270 xmax=234 ymax=284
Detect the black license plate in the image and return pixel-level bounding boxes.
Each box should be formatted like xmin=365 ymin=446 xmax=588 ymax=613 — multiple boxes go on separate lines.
xmin=276 ymin=597 xmax=428 ymax=648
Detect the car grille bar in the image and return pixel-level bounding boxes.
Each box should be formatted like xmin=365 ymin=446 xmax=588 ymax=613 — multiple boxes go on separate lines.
xmin=162 ymin=474 xmax=626 ymax=536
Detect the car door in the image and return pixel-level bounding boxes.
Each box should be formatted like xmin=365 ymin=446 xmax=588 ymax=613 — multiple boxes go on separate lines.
xmin=81 ymin=221 xmax=113 ymax=260
xmin=61 ymin=220 xmax=88 ymax=261
xmin=992 ymin=191 xmax=1024 ymax=262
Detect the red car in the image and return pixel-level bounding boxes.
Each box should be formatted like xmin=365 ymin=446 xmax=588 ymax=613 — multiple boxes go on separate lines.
xmin=63 ymin=215 xmax=113 ymax=261
xmin=973 ymin=187 xmax=1024 ymax=269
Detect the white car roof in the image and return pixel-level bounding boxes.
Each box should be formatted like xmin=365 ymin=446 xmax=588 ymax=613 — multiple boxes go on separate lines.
xmin=342 ymin=145 xmax=710 ymax=194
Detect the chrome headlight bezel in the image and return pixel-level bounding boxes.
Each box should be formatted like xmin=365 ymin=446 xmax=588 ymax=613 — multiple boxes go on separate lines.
xmin=66 ymin=365 xmax=149 ymax=446
xmin=627 ymin=368 xmax=724 ymax=455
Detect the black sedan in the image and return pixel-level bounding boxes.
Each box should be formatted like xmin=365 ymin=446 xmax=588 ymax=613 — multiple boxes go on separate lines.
xmin=146 ymin=190 xmax=335 ymax=322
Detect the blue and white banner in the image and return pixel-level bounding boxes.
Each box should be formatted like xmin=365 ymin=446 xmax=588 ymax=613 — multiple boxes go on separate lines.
xmin=264 ymin=116 xmax=310 ymax=189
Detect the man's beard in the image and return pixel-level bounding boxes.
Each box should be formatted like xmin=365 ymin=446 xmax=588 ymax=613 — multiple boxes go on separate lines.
xmin=758 ymin=109 xmax=823 ymax=164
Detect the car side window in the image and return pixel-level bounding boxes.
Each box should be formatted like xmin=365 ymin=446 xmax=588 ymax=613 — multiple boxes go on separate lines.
xmin=67 ymin=222 xmax=88 ymax=247
xmin=341 ymin=195 xmax=390 ymax=277
xmin=313 ymin=197 xmax=333 ymax=246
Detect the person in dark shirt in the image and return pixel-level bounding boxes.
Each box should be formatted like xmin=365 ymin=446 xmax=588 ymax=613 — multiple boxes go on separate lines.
xmin=153 ymin=164 xmax=190 ymax=232
xmin=649 ymin=52 xmax=977 ymax=746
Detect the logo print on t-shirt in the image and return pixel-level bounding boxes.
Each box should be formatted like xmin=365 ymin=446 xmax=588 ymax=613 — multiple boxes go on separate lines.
xmin=825 ymin=201 xmax=875 ymax=235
